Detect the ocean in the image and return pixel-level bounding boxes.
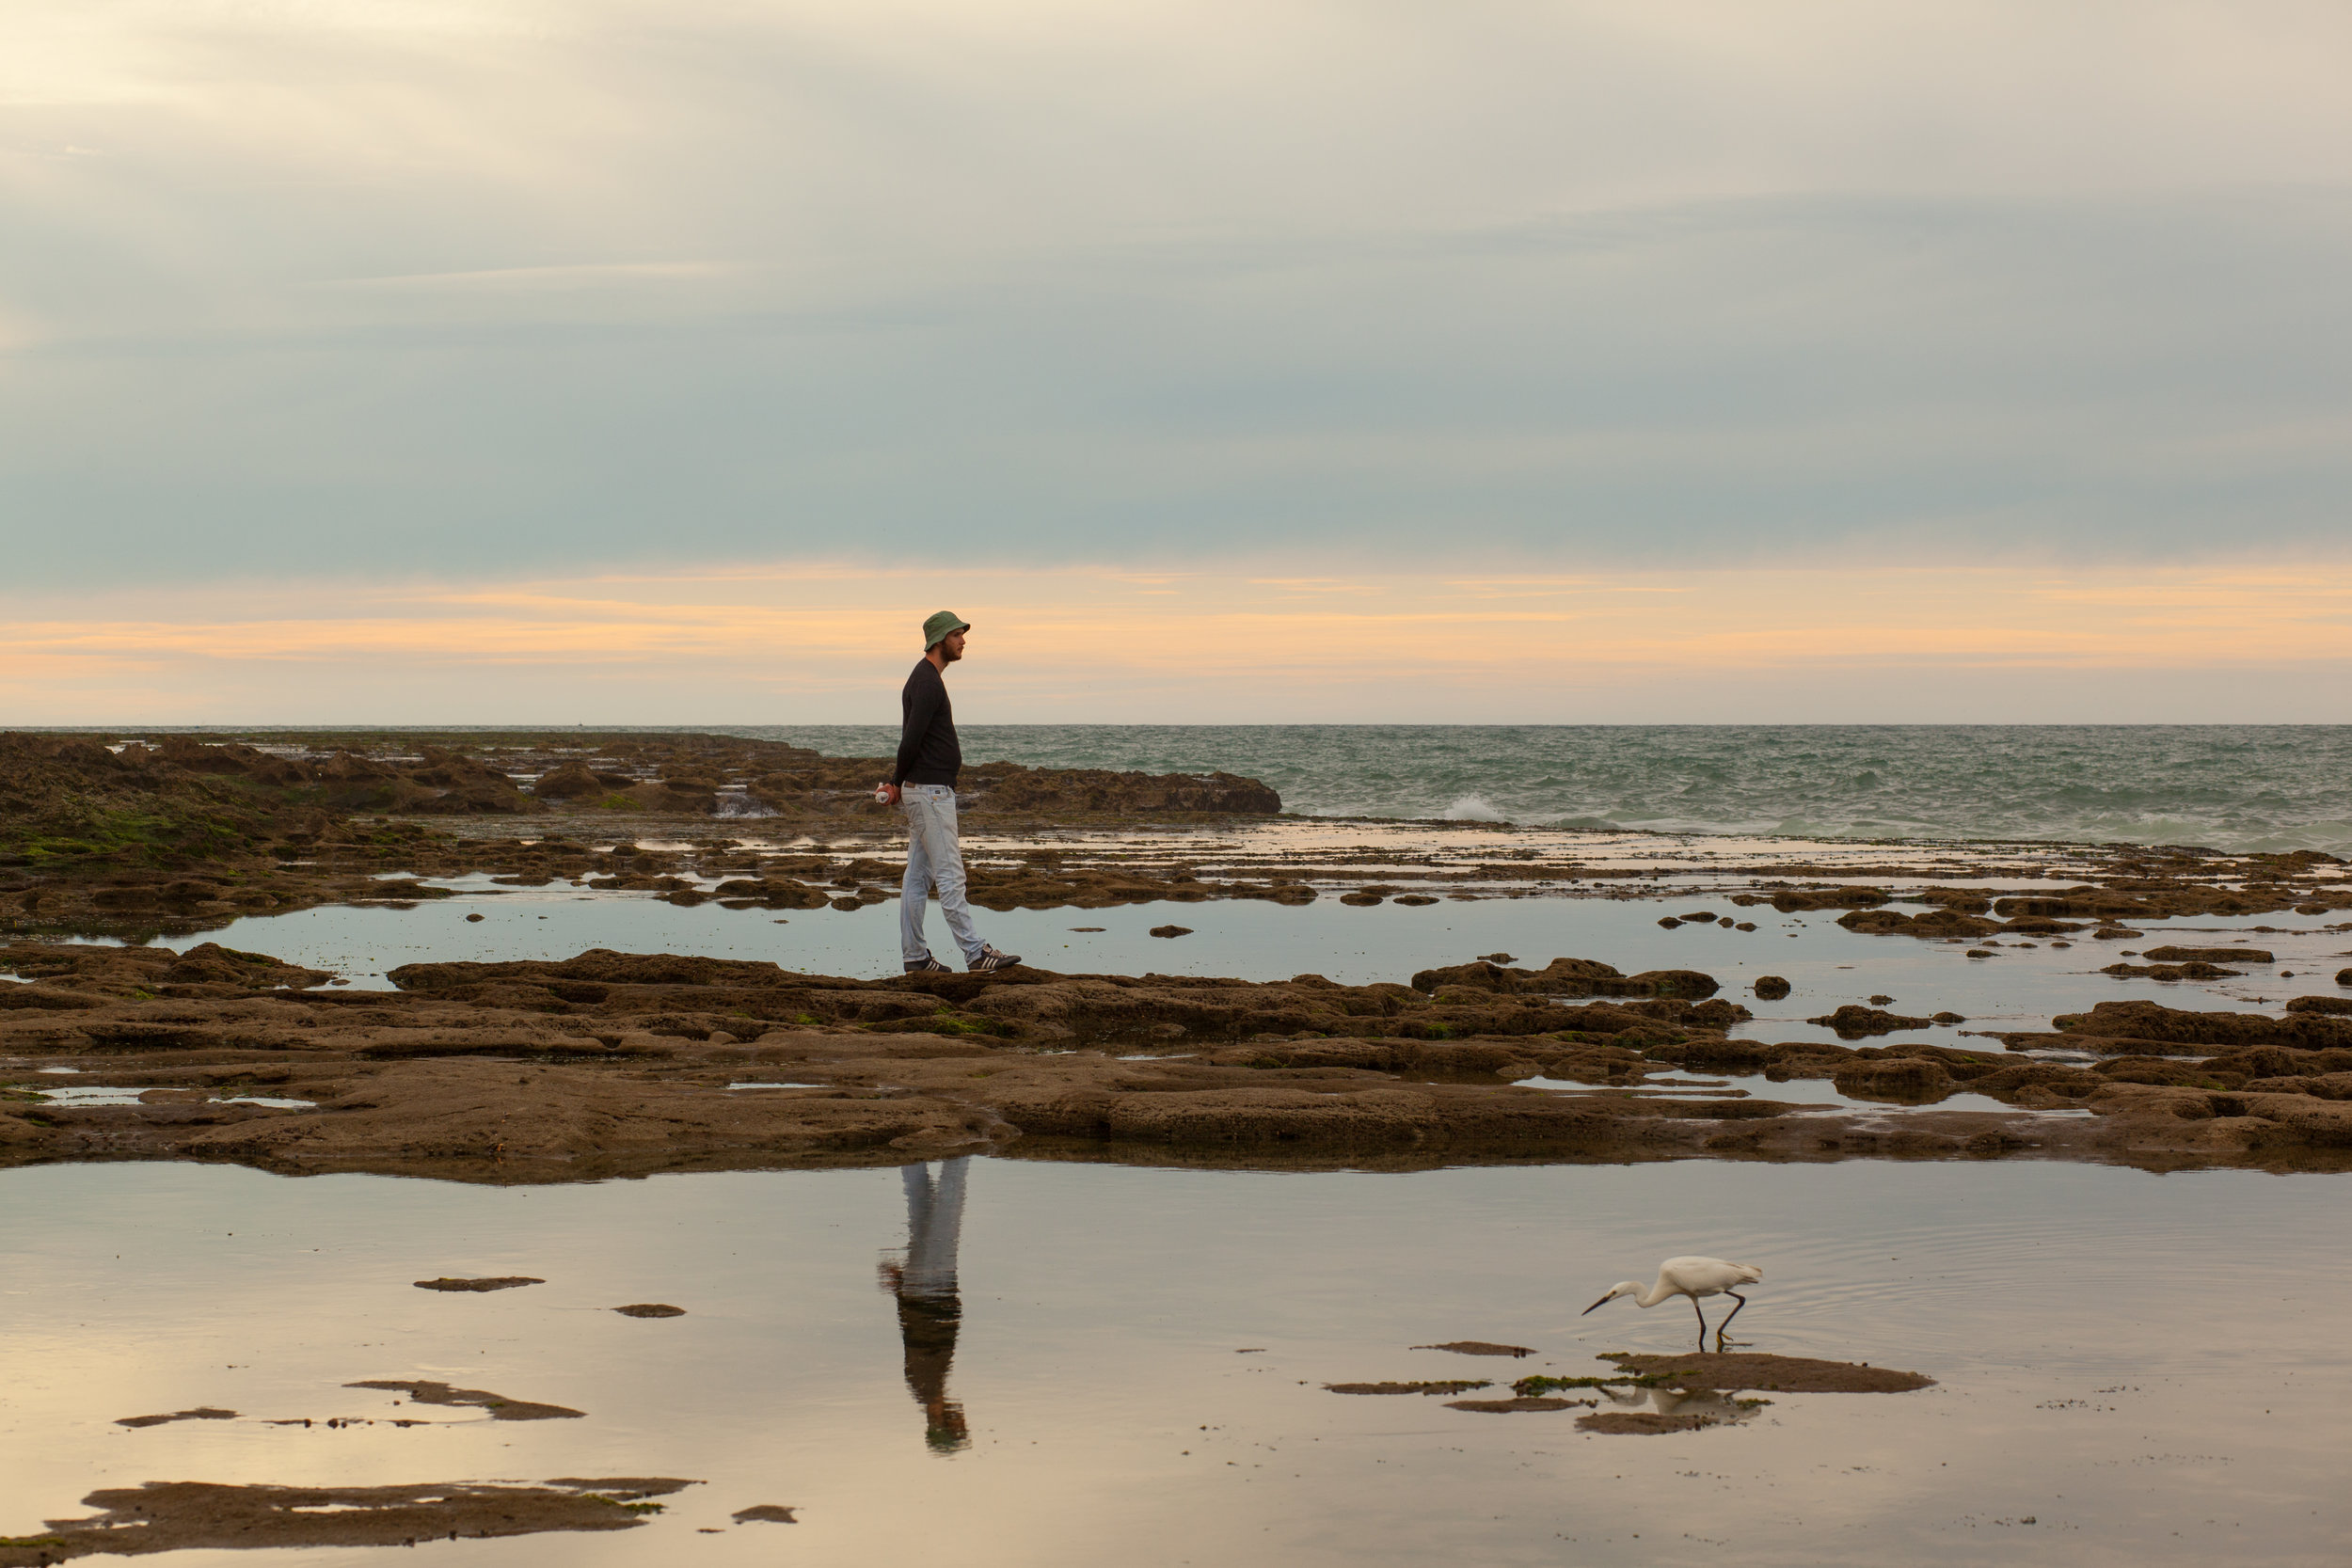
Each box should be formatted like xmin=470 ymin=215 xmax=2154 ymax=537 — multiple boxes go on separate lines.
xmin=724 ymin=723 xmax=2352 ymax=856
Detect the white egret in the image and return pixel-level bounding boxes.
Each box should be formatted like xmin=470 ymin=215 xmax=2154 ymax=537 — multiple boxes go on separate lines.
xmin=1581 ymin=1256 xmax=1764 ymax=1341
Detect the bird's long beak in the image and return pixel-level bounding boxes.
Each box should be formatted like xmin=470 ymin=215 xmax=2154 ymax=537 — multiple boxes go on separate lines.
xmin=1581 ymin=1293 xmax=1612 ymax=1316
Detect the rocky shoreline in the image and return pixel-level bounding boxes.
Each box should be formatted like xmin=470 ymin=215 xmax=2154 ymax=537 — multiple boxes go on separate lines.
xmin=0 ymin=730 xmax=1295 ymax=940
xmin=8 ymin=732 xmax=2352 ymax=947
xmin=9 ymin=728 xmax=2352 ymax=1180
xmin=8 ymin=940 xmax=2352 ymax=1181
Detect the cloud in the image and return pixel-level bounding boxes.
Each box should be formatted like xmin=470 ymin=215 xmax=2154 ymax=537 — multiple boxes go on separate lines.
xmin=0 ymin=0 xmax=2348 ymax=601
xmin=324 ymin=261 xmax=738 ymax=292
xmin=5 ymin=556 xmax=2349 ymax=723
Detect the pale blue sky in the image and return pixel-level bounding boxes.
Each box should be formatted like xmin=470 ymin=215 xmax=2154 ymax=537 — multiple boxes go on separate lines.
xmin=7 ymin=0 xmax=2349 ymax=593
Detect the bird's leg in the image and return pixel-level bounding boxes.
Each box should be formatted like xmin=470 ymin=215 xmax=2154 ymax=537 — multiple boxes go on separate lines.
xmin=1691 ymin=1294 xmax=1708 ymax=1345
xmin=1715 ymin=1290 xmax=1749 ymax=1347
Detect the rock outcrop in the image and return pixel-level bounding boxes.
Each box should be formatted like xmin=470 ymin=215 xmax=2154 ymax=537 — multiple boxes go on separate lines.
xmin=12 ymin=941 xmax=2352 ymax=1180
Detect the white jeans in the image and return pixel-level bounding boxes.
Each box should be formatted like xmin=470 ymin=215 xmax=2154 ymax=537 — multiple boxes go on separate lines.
xmin=900 ymin=1157 xmax=968 ymax=1294
xmin=899 ymin=784 xmax=983 ymax=964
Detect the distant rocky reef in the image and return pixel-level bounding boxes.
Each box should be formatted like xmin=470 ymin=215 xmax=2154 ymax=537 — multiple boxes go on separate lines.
xmin=0 ymin=730 xmax=1280 ymax=859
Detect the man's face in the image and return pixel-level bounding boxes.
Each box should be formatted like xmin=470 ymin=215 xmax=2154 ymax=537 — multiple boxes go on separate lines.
xmin=939 ymin=629 xmax=967 ymax=662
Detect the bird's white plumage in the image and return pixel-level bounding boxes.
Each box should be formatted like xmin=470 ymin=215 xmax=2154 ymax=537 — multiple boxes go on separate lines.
xmin=1655 ymin=1256 xmax=1763 ymax=1299
xmin=1581 ymin=1255 xmax=1766 ymax=1338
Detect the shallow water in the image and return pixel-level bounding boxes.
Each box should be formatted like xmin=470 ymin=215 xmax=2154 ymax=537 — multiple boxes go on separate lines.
xmin=5 ymin=1157 xmax=2349 ymax=1566
xmin=1511 ymin=1071 xmax=2096 ymax=1118
xmin=20 ymin=729 xmax=2352 ymax=1564
xmin=58 ymin=877 xmax=2352 ymax=1047
xmin=18 ymin=1084 xmax=316 ymax=1110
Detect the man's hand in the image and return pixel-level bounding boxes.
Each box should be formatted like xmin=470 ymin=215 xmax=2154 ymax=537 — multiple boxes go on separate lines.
xmin=880 ymin=782 xmax=902 ymax=806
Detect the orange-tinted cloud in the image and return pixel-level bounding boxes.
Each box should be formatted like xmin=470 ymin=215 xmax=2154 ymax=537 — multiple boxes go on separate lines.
xmin=5 ymin=559 xmax=2350 ymax=723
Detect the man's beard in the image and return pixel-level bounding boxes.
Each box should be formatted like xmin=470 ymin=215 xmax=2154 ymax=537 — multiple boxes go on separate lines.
xmin=941 ymin=643 xmax=963 ymax=663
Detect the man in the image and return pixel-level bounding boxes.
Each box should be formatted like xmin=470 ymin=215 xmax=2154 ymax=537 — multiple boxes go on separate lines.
xmin=879 ymin=610 xmax=1022 ymax=974
xmin=877 ymin=1156 xmax=972 ymax=1452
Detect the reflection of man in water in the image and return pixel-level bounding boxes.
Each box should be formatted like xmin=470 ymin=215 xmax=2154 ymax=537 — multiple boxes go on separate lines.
xmin=879 ymin=1157 xmax=970 ymax=1451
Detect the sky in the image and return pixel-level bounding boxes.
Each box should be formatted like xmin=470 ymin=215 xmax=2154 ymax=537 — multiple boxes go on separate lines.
xmin=3 ymin=0 xmax=2349 ymax=722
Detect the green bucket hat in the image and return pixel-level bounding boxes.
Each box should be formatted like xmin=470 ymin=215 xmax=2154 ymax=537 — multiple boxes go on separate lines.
xmin=922 ymin=610 xmax=972 ymax=649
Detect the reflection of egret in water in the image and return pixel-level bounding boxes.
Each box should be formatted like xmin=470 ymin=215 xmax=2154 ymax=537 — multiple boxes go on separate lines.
xmin=1599 ymin=1384 xmax=1759 ymax=1426
xmin=879 ymin=1158 xmax=970 ymax=1452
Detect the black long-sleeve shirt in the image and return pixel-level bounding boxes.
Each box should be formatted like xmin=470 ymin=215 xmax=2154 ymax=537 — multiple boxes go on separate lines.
xmin=893 ymin=658 xmax=961 ymax=786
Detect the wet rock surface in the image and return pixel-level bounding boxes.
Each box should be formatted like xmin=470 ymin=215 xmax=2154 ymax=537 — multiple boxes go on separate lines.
xmin=414 ymin=1275 xmax=542 ymax=1292
xmin=344 ymin=1381 xmax=584 ymax=1421
xmin=2101 ymin=960 xmax=2245 ymax=981
xmin=1576 ymin=1409 xmax=1724 ymax=1434
xmin=11 ymin=938 xmax=2352 ymax=1176
xmin=1454 ymin=1353 xmax=1943 ymax=1435
xmin=112 ymin=1408 xmax=237 ymax=1430
xmin=1808 ymin=1005 xmax=1934 ymax=1037
xmin=1325 ymin=1381 xmax=1492 ymax=1396
xmin=0 ymin=1477 xmax=692 ymax=1564
xmin=0 ymin=729 xmax=1279 ymax=838
xmin=1449 ymin=1396 xmax=1585 ymax=1413
xmin=7 ymin=733 xmax=2348 ymax=953
xmin=2053 ymin=1000 xmax=2352 ymax=1050
xmin=1311 ymin=1355 xmax=1876 ymax=1434
xmin=1599 ymin=1352 xmax=1934 ymax=1393
xmin=1408 ymin=957 xmax=1722 ymax=1000
xmin=0 ymin=731 xmax=1289 ymax=940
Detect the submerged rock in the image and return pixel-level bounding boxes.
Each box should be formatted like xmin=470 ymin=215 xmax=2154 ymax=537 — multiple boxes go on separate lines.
xmin=1832 ymin=1057 xmax=1955 ymax=1101
xmin=1837 ymin=908 xmax=2000 ymax=938
xmin=1408 ymin=957 xmax=1720 ymax=1001
xmin=24 ymin=1477 xmax=692 ymax=1558
xmin=2102 ymin=961 xmax=2243 ymax=981
xmin=1325 ymin=1381 xmax=1492 ymax=1396
xmin=414 ymin=1276 xmax=542 ymax=1292
xmin=115 ymin=1407 xmax=238 ymax=1429
xmin=1809 ymin=1005 xmax=1932 ymax=1038
xmin=345 ymin=1380 xmax=583 ymax=1421
xmin=1451 ymin=1396 xmax=1584 ymax=1413
xmin=1601 ymin=1351 xmax=1931 ymax=1392
xmin=1746 ymin=888 xmax=1889 ymax=912
xmin=1575 ymin=1409 xmax=1724 ymax=1433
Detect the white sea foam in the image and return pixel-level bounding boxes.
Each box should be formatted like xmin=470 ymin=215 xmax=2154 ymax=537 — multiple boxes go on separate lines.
xmin=1439 ymin=792 xmax=1505 ymax=822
